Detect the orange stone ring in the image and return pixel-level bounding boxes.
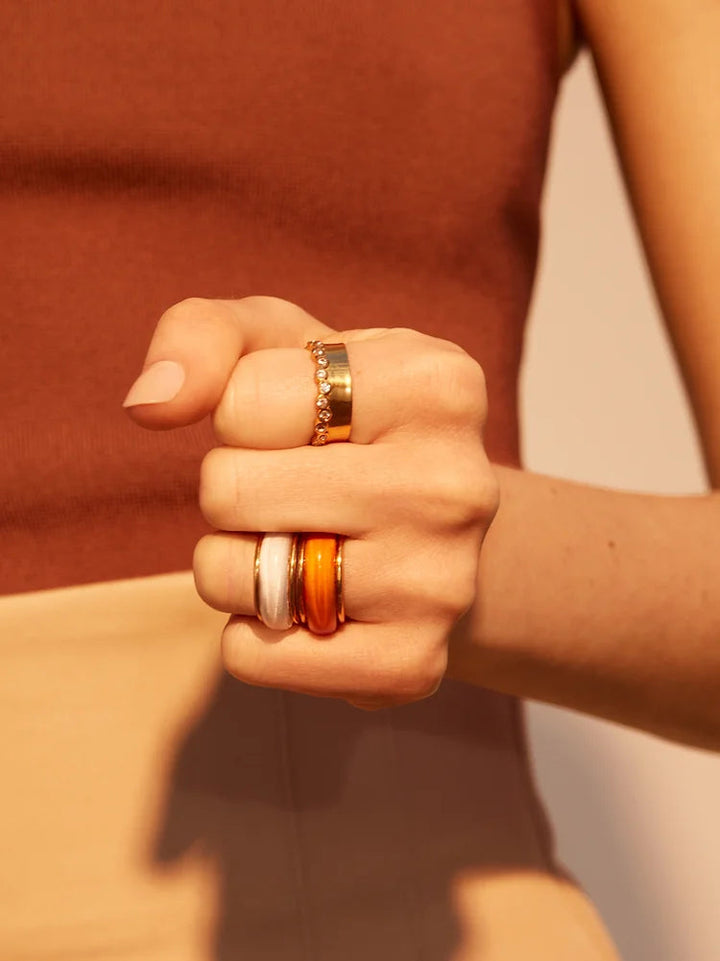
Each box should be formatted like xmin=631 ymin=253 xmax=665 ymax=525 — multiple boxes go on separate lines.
xmin=288 ymin=533 xmax=346 ymax=635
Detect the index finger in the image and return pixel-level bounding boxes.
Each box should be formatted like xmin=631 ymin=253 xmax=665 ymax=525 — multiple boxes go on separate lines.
xmin=122 ymin=295 xmax=336 ymax=429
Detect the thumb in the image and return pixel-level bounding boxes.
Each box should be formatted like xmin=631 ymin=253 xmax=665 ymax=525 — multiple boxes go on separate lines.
xmin=121 ymin=296 xmax=334 ymax=430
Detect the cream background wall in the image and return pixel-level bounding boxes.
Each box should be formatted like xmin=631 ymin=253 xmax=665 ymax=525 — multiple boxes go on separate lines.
xmin=522 ymin=53 xmax=720 ymax=961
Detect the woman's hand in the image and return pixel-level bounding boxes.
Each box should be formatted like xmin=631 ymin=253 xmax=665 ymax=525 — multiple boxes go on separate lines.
xmin=123 ymin=296 xmax=500 ymax=710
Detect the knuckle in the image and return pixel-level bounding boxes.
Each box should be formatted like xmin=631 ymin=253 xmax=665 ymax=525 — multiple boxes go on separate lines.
xmin=198 ymin=447 xmax=233 ymax=528
xmin=233 ymin=354 xmax=266 ymax=411
xmin=421 ymin=458 xmax=479 ymax=529
xmin=156 ymin=297 xmax=237 ymax=350
xmin=404 ymin=348 xmax=446 ymax=394
xmin=479 ymin=468 xmax=501 ymax=519
xmin=380 ymin=326 xmax=430 ymax=345
xmin=383 ymin=644 xmax=447 ymax=704
xmin=212 ymin=355 xmax=260 ymax=442
xmin=390 ymin=551 xmax=473 ymax=620
xmin=406 ymin=349 xmax=489 ymax=426
xmin=239 ymin=294 xmax=288 ymax=310
xmin=405 ymin=648 xmax=448 ymax=702
xmin=448 ymin=353 xmax=489 ymax=423
xmin=164 ymin=295 xmax=211 ymax=315
xmin=423 ymin=560 xmax=478 ymax=621
xmin=221 ymin=621 xmax=263 ymax=685
xmin=464 ymin=455 xmax=501 ymax=520
xmin=237 ymin=294 xmax=304 ymax=321
xmin=158 ymin=296 xmax=213 ymax=330
xmin=192 ymin=534 xmax=221 ymax=606
xmin=444 ymin=561 xmax=480 ymax=617
xmin=192 ymin=532 xmax=213 ymax=578
xmin=422 ymin=450 xmax=499 ymax=529
xmin=211 ymin=387 xmax=236 ymax=443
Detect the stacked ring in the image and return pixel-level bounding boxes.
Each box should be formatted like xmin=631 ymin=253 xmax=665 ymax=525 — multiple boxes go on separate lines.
xmin=253 ymin=339 xmax=352 ymax=636
xmin=301 ymin=535 xmax=340 ymax=635
xmin=254 ymin=531 xmax=346 ymax=636
xmin=253 ymin=532 xmax=294 ymax=631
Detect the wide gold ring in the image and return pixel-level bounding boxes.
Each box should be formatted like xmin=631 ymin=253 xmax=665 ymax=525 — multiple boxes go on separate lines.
xmin=305 ymin=340 xmax=353 ymax=444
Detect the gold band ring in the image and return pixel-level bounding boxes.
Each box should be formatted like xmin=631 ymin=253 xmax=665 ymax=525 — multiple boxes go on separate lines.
xmin=253 ymin=533 xmax=262 ymax=620
xmin=305 ymin=340 xmax=353 ymax=444
xmin=335 ymin=535 xmax=346 ymax=624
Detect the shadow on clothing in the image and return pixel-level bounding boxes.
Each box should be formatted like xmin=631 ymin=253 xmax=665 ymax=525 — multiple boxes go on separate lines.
xmin=146 ymin=669 xmax=557 ymax=960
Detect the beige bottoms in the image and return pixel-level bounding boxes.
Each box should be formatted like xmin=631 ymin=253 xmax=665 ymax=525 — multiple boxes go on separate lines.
xmin=0 ymin=572 xmax=621 ymax=961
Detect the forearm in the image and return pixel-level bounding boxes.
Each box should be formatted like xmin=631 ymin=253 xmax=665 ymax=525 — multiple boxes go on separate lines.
xmin=446 ymin=464 xmax=720 ymax=750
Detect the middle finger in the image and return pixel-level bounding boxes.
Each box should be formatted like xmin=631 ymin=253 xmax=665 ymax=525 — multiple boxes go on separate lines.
xmin=199 ymin=441 xmax=422 ymax=536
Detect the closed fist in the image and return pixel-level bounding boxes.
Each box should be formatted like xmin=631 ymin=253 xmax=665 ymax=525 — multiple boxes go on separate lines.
xmin=123 ymin=296 xmax=500 ymax=709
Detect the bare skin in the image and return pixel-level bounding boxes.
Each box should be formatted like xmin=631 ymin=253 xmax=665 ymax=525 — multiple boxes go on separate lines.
xmin=124 ymin=297 xmax=501 ymax=712
xmin=447 ymin=0 xmax=720 ymax=750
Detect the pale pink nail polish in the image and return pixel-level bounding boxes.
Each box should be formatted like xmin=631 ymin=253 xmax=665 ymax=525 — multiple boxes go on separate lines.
xmin=122 ymin=360 xmax=186 ymax=407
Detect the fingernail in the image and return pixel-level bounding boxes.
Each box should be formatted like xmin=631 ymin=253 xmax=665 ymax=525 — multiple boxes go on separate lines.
xmin=122 ymin=360 xmax=186 ymax=407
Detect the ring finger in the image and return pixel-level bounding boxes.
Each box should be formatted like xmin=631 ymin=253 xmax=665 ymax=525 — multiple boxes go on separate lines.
xmin=193 ymin=529 xmax=447 ymax=624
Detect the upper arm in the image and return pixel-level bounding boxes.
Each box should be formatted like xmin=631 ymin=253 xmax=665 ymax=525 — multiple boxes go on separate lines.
xmin=573 ymin=0 xmax=720 ymax=487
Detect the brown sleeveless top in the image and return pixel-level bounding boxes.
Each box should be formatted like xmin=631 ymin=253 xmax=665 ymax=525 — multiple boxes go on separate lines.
xmin=1 ymin=4 xmax=621 ymax=960
xmin=1 ymin=0 xmax=557 ymax=594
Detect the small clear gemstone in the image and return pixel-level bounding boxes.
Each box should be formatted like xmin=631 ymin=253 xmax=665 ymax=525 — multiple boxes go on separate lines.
xmin=315 ymin=424 xmax=328 ymax=434
xmin=311 ymin=434 xmax=328 ymax=446
xmin=319 ymin=382 xmax=332 ymax=394
xmin=316 ymin=396 xmax=329 ymax=409
xmin=312 ymin=347 xmax=325 ymax=358
xmin=317 ymin=356 xmax=329 ymax=367
xmin=315 ymin=369 xmax=328 ymax=380
xmin=318 ymin=409 xmax=332 ymax=422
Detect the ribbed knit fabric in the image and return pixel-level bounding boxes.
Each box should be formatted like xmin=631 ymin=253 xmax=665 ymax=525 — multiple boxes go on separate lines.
xmin=1 ymin=0 xmax=557 ymax=595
